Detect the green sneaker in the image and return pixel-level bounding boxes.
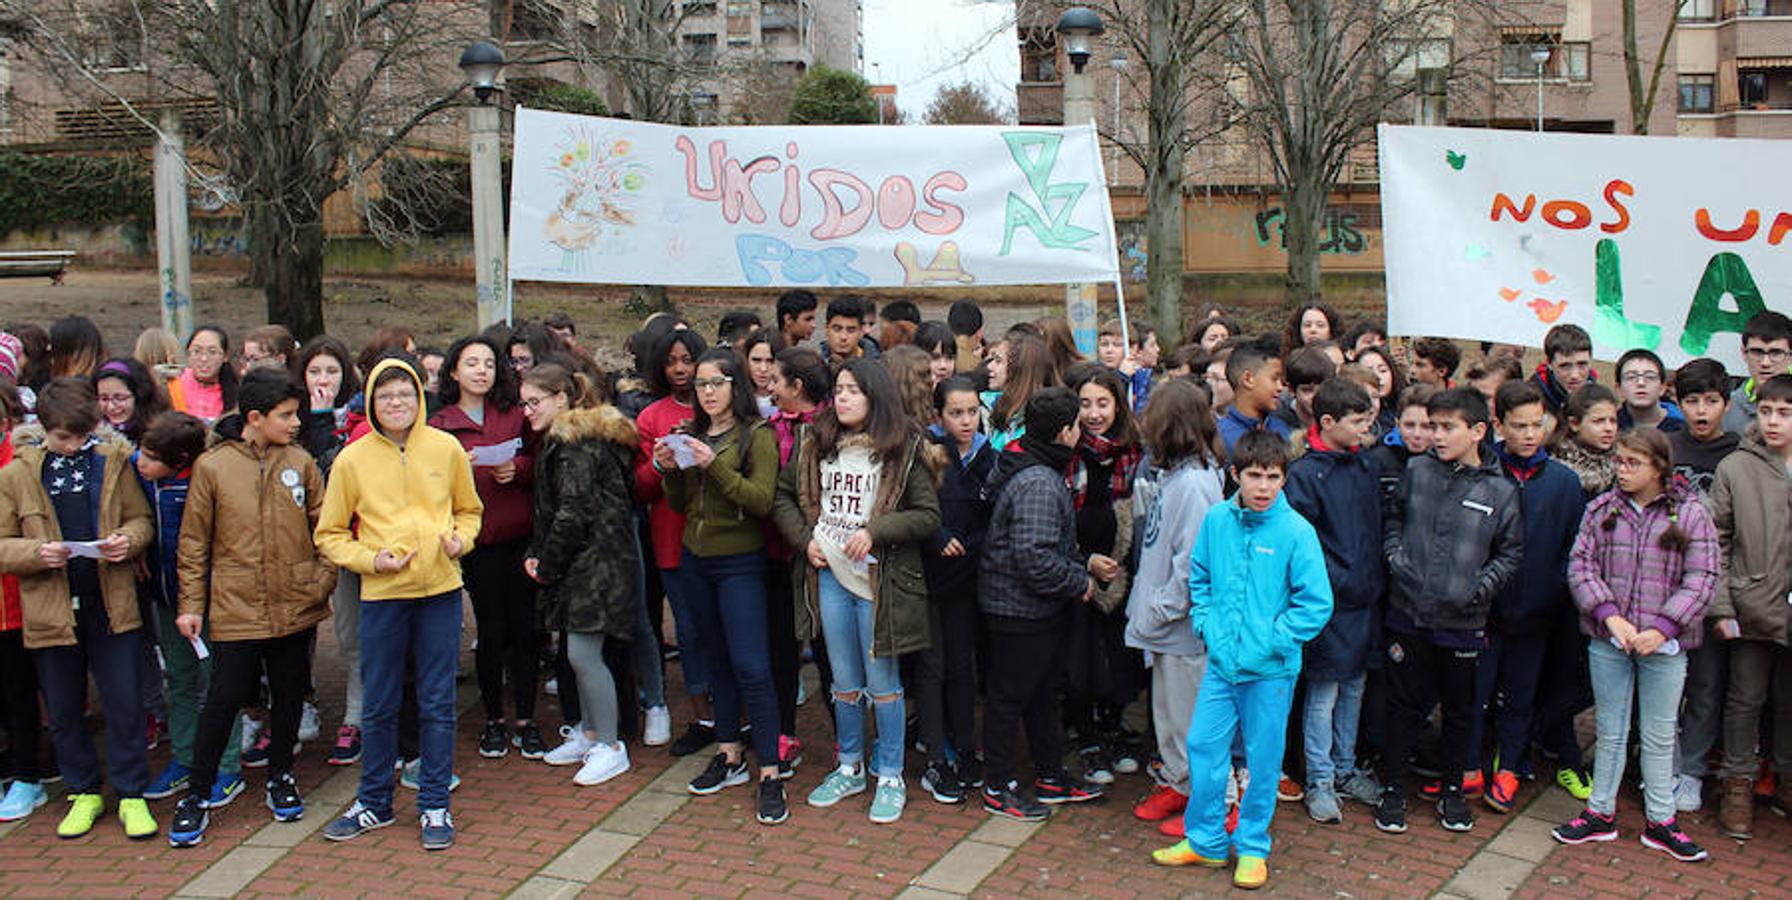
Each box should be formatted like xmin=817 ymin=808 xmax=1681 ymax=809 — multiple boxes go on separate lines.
xmin=1556 ymin=767 xmax=1593 ymax=802
xmin=57 ymin=794 xmax=105 ymax=839
xmin=118 ymin=797 xmax=158 ymax=840
xmin=806 ymin=764 xmax=867 ymax=808
xmin=869 ymin=775 xmax=906 ymax=824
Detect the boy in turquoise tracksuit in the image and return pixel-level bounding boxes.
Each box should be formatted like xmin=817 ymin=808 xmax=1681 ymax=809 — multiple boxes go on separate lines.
xmin=1152 ymin=430 xmax=1333 ymax=890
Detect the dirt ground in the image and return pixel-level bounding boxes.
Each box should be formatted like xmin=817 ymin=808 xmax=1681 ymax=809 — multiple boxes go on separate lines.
xmin=0 ymin=269 xmax=1113 ymax=362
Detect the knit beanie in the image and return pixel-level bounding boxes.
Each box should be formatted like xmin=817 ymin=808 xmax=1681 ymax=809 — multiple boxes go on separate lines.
xmin=0 ymin=332 xmax=20 ymax=383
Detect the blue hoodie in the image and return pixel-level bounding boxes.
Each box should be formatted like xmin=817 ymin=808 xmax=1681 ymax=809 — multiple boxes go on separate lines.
xmin=1188 ymin=493 xmax=1334 ymax=683
xmin=132 ymin=449 xmax=189 ymax=609
xmin=923 ymin=426 xmax=996 ymax=594
xmin=1490 ymin=441 xmax=1585 ymax=634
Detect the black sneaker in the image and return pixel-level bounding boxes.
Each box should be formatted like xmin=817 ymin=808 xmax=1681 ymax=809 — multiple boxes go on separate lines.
xmin=922 ymin=761 xmax=966 ymax=804
xmin=478 ymin=721 xmax=510 ymax=759
xmin=983 ymin=781 xmax=1050 ymax=821
xmin=1640 ymin=817 xmax=1707 ymax=862
xmin=1374 ymin=786 xmax=1408 ymax=834
xmin=960 ymin=756 xmax=984 ymax=790
xmin=513 ymin=723 xmax=548 ymax=760
xmin=688 ymin=753 xmax=750 ymax=795
xmin=1437 ymin=789 xmax=1474 ymax=832
xmin=168 ymin=795 xmax=209 ymax=848
xmin=1078 ymin=745 xmax=1116 ymax=785
xmin=1552 ymin=809 xmax=1618 ymax=845
xmin=668 ymin=722 xmax=716 ymax=758
xmin=265 ymin=773 xmax=305 ymax=822
xmin=1035 ymin=772 xmax=1106 ymax=804
xmin=756 ymin=778 xmax=789 ymax=825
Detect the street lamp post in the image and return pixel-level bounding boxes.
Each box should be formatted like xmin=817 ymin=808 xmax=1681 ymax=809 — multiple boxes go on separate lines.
xmin=1057 ymin=6 xmax=1104 ymax=357
xmin=1531 ymin=46 xmax=1551 ymax=132
xmin=1108 ymin=53 xmax=1127 ymax=182
xmin=460 ymin=41 xmax=508 ymax=330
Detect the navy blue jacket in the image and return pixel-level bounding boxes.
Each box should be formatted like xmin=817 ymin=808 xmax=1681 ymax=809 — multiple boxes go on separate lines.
xmin=132 ymin=449 xmax=190 ymax=609
xmin=1491 ymin=443 xmax=1586 ymax=634
xmin=1285 ymin=439 xmax=1384 ymax=681
xmin=923 ymin=427 xmax=996 ymax=596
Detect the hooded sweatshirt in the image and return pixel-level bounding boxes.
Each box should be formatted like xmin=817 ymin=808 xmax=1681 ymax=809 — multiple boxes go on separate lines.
xmin=314 ymin=359 xmax=484 ymax=601
xmin=1122 ymin=457 xmax=1224 ymax=659
xmin=1669 ymin=428 xmax=1741 ymax=498
xmin=977 ymin=435 xmax=1086 ymax=620
xmin=1707 ymin=434 xmax=1792 ymax=645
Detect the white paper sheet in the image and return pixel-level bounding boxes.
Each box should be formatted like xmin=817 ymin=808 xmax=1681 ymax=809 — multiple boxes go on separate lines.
xmin=471 ymin=438 xmax=522 ymax=467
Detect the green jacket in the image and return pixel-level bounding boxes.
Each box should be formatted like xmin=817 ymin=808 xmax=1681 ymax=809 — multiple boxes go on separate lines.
xmin=772 ymin=428 xmax=941 ymax=658
xmin=663 ymin=421 xmax=778 ymax=558
xmin=530 ymin=405 xmax=641 ymax=638
xmin=1708 ymin=434 xmax=1792 ymax=645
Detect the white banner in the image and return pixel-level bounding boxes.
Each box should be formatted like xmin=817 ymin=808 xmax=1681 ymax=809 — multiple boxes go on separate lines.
xmin=506 ymin=109 xmax=1120 ymax=289
xmin=1379 ymin=124 xmax=1790 ymax=370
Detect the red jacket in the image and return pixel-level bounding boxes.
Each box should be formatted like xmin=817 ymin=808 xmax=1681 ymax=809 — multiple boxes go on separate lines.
xmin=427 ymin=400 xmax=536 ymax=546
xmin=635 ymin=396 xmax=693 ymax=570
xmin=0 ymin=433 xmax=19 ymax=632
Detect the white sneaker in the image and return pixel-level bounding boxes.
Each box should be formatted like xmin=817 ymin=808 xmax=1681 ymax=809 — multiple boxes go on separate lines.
xmin=544 ymin=678 xmax=559 ymax=696
xmin=1675 ymin=774 xmax=1704 ymax=812
xmin=644 ymin=707 xmax=672 ymax=747
xmin=298 ymin=702 xmax=321 ymax=742
xmin=574 ymin=742 xmax=631 ymax=786
xmin=240 ymin=715 xmax=264 ymax=752
xmin=544 ymin=726 xmax=596 ymax=766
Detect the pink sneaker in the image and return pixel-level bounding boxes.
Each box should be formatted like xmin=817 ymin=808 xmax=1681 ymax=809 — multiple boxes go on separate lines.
xmin=777 ymin=735 xmax=803 ymax=779
xmin=329 ymin=725 xmax=362 ymax=766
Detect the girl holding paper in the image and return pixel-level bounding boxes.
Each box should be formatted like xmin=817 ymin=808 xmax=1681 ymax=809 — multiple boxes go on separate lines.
xmin=1552 ymin=428 xmax=1717 ymax=862
xmin=427 ymin=337 xmax=543 ymax=761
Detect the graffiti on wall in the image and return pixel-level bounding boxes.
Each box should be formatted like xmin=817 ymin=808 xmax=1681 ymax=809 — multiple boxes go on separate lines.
xmin=1252 ymin=206 xmax=1368 ymax=256
xmin=1115 ymin=219 xmax=1147 ymax=283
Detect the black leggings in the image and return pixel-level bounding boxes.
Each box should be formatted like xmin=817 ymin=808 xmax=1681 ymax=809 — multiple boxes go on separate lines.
xmin=464 ymin=538 xmax=539 ymax=722
xmin=191 ymin=629 xmax=314 ymax=797
xmin=766 ymin=563 xmax=800 ymax=736
xmin=917 ymin=591 xmax=978 ymax=765
xmin=0 ymin=629 xmax=48 ymax=781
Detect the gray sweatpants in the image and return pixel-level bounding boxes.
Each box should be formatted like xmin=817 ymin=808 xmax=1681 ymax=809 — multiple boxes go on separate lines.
xmin=1150 ymin=650 xmax=1208 ymax=795
xmin=332 ymin=571 xmax=364 ymax=728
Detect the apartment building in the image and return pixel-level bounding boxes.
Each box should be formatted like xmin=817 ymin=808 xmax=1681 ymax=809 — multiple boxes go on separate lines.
xmin=1014 ymin=1 xmax=1790 ymax=282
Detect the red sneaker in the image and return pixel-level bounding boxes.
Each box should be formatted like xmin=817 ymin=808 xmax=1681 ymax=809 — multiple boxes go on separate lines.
xmin=1421 ymin=771 xmax=1484 ymax=801
xmin=1134 ymin=785 xmax=1188 ymax=822
xmin=1754 ymin=760 xmax=1776 ymax=801
xmin=1226 ymin=803 xmax=1239 ymax=834
xmin=1158 ymin=814 xmax=1185 ymax=837
xmin=1277 ymin=777 xmax=1304 ymax=802
xmin=1485 ymin=770 xmax=1520 ymax=814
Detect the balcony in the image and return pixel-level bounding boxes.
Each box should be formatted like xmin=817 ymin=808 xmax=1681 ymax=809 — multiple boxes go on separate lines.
xmin=1731 ymin=17 xmax=1792 ymax=57
xmin=1017 ymin=81 xmax=1063 ymax=125
xmin=1727 ymin=0 xmax=1792 ymax=16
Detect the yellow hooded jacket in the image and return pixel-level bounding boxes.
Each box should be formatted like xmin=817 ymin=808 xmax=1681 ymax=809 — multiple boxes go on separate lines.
xmin=314 ymin=359 xmax=484 ymax=600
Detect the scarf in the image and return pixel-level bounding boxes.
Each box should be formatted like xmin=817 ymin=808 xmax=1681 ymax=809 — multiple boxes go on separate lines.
xmin=1554 ymin=439 xmax=1616 ymax=496
xmin=1070 ymin=430 xmax=1141 ymax=510
xmin=1016 ymin=431 xmax=1076 ymax=480
xmin=1493 ymin=441 xmax=1549 ymax=482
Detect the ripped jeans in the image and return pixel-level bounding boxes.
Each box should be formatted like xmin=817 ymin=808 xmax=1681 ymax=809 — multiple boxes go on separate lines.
xmin=817 ymin=568 xmax=905 ymax=778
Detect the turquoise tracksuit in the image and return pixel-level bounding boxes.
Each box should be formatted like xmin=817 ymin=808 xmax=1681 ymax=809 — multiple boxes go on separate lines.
xmin=1182 ymin=493 xmax=1333 ymax=860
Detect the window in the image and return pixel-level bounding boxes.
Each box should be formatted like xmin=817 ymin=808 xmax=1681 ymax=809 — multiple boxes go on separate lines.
xmin=1019 ymin=26 xmax=1058 ymax=83
xmin=1740 ymin=70 xmax=1768 ymax=105
xmin=511 ymin=1 xmax=561 ymax=41
xmin=682 ymin=32 xmax=718 ymax=63
xmin=684 ymin=1 xmax=719 ymax=17
xmin=1499 ymin=34 xmax=1589 ymax=82
xmin=1678 ymin=74 xmax=1715 ymax=112
xmin=1678 ymin=0 xmax=1715 ymax=19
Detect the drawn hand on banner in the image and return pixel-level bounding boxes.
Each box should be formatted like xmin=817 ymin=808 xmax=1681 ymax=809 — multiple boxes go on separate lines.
xmin=895 ymin=241 xmax=975 ymax=285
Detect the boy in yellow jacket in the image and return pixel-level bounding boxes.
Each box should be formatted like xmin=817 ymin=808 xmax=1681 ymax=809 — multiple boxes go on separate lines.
xmin=169 ymin=369 xmax=336 ymax=847
xmin=315 ymin=358 xmax=482 ymax=850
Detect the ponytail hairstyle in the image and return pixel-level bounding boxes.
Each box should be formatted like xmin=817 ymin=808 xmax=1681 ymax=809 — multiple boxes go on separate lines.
xmin=523 ymin=363 xmax=601 ymax=412
xmin=1602 ymin=427 xmax=1688 ymax=552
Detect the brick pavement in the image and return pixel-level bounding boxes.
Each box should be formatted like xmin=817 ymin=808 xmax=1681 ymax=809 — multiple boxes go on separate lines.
xmin=4 ymin=613 xmax=1792 ymax=898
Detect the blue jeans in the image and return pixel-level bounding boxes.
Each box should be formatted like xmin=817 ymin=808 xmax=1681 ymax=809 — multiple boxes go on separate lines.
xmin=1184 ymin=675 xmax=1294 ymax=861
xmin=817 ymin=569 xmax=905 ymax=778
xmin=1588 ymin=638 xmax=1686 ymax=822
xmin=359 ymin=591 xmax=462 ymax=815
xmin=629 ymin=529 xmax=666 ymax=709
xmin=659 ymin=564 xmax=710 ymax=698
xmin=680 ymin=550 xmax=779 ymax=765
xmin=1301 ymin=673 xmax=1364 ymax=789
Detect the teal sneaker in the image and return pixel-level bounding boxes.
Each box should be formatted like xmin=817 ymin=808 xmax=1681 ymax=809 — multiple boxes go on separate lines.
xmin=869 ymin=775 xmax=906 ymax=824
xmin=0 ymin=780 xmax=47 ymax=821
xmin=399 ymin=758 xmax=462 ymax=792
xmin=806 ymin=764 xmax=867 ymax=808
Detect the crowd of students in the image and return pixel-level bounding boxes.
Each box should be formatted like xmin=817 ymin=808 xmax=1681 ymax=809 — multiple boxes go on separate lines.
xmin=0 ymin=296 xmax=1786 ymax=888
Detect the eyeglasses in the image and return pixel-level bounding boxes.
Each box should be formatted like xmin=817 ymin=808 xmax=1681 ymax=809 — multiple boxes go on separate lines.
xmin=96 ymin=393 xmax=134 ymax=407
xmin=694 ymin=376 xmax=733 ymax=392
xmin=520 ymin=395 xmax=556 ymax=411
xmin=1615 ymin=456 xmax=1652 ymax=471
xmin=1744 ymin=347 xmax=1791 ymax=365
xmin=189 ymin=348 xmax=225 ymax=360
xmin=1620 ymin=371 xmax=1661 ymax=385
xmin=373 ymin=392 xmax=417 ymax=406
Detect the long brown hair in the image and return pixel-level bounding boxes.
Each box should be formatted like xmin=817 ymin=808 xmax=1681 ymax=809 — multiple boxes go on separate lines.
xmin=1141 ymin=378 xmax=1219 ymax=469
xmin=991 ymin=336 xmax=1058 ymax=432
xmin=1036 ymin=316 xmax=1084 ymax=376
xmin=812 ymin=357 xmax=915 ymax=463
xmin=881 ymin=345 xmax=934 ymax=426
xmin=1602 ymin=427 xmax=1688 ymax=552
xmin=524 ymin=363 xmax=601 ymax=411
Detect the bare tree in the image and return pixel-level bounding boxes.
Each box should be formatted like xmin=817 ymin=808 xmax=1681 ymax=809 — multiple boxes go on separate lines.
xmin=1219 ymin=0 xmax=1491 ymax=309
xmin=2 ymin=0 xmax=481 ymax=338
xmin=924 ymin=80 xmax=1010 ymax=124
xmin=1059 ymin=0 xmax=1237 ymax=342
xmin=1622 ymin=0 xmax=1683 ymax=134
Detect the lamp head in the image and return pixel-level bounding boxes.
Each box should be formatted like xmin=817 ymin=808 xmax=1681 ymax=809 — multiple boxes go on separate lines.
xmin=459 ymin=41 xmax=507 ymax=104
xmin=1529 ymin=46 xmax=1552 ymax=67
xmin=1056 ymin=7 xmax=1105 ymax=75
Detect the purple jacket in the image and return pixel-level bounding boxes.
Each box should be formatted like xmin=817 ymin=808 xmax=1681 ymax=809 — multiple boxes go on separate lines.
xmin=1569 ymin=482 xmax=1719 ymax=648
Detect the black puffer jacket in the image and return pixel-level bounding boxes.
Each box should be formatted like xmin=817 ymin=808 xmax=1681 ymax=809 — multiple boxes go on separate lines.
xmin=530 ymin=405 xmax=642 ymax=638
xmin=1384 ymin=452 xmax=1524 ymax=631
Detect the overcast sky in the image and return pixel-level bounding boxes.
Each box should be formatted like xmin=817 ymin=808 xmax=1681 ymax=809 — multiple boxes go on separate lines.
xmin=862 ymin=0 xmax=1019 ymax=120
